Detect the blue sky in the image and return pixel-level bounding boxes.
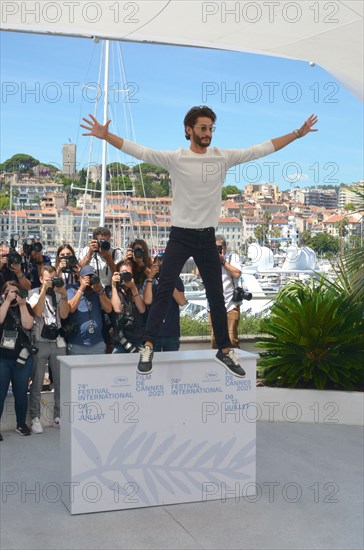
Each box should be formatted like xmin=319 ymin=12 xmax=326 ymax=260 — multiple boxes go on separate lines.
xmin=1 ymin=31 xmax=363 ymax=190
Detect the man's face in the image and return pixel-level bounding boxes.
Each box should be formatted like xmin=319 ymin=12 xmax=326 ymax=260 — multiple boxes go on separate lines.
xmin=187 ymin=117 xmax=214 ymax=148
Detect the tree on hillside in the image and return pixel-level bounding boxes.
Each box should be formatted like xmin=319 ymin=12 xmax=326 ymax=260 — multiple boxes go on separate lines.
xmin=222 ymin=185 xmax=241 ymax=200
xmin=134 ymin=163 xmax=169 ymax=177
xmin=1 ymin=154 xmax=40 ymax=173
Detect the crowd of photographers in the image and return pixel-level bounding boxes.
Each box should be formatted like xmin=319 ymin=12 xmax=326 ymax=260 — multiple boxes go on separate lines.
xmin=0 ymin=226 xmax=186 ymax=439
xmin=0 ymin=227 xmax=250 ymax=441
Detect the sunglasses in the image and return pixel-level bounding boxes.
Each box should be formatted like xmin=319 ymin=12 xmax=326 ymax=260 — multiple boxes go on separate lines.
xmin=192 ymin=125 xmax=216 ymax=133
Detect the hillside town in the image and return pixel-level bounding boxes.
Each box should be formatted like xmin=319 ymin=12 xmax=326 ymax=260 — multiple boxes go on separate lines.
xmin=0 ymin=146 xmax=363 ymax=256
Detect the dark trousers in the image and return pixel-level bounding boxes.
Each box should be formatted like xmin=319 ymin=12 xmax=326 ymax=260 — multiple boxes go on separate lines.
xmin=144 ymin=227 xmax=231 ymax=350
xmin=0 ymin=357 xmax=32 ymax=426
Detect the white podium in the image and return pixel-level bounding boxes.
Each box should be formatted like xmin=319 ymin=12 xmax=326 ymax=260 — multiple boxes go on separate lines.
xmin=59 ymin=350 xmax=257 ymax=514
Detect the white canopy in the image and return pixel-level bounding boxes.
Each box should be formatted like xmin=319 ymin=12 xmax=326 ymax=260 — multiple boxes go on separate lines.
xmin=1 ymin=1 xmax=363 ymax=101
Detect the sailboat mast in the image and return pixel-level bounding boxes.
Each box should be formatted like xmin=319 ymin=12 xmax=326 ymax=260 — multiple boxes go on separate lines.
xmin=100 ymin=40 xmax=110 ymax=226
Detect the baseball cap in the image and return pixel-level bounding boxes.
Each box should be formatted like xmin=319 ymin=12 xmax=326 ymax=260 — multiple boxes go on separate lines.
xmin=79 ymin=264 xmax=96 ymax=277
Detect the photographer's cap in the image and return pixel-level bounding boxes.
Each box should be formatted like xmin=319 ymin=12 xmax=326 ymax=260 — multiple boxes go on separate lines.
xmin=80 ymin=264 xmax=96 ymax=277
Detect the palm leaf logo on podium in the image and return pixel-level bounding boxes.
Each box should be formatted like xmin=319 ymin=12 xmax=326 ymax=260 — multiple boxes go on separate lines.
xmin=72 ymin=425 xmax=255 ymax=505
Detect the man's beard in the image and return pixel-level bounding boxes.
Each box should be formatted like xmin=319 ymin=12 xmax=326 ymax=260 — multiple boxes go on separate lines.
xmin=192 ymin=131 xmax=211 ymax=148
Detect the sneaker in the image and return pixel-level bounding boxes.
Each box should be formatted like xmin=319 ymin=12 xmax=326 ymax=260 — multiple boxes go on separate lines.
xmin=53 ymin=417 xmax=60 ymax=428
xmin=16 ymin=424 xmax=31 ymax=436
xmin=137 ymin=345 xmax=154 ymax=375
xmin=215 ymin=349 xmax=246 ymax=378
xmin=31 ymin=417 xmax=44 ymax=434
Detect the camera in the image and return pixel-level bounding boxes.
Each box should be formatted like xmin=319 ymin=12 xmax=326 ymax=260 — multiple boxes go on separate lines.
xmin=23 ymin=237 xmax=43 ymax=255
xmin=118 ymin=313 xmax=135 ymax=338
xmin=119 ymin=271 xmax=132 ymax=283
xmin=90 ymin=274 xmax=100 ymax=286
xmin=98 ymin=239 xmax=110 ymax=252
xmin=16 ymin=347 xmax=30 ymax=367
xmin=52 ymin=277 xmax=65 ymax=289
xmin=10 ymin=234 xmax=20 ymax=250
xmin=17 ymin=289 xmax=29 ymax=299
xmin=7 ymin=251 xmax=23 ymax=269
xmin=133 ymin=248 xmax=144 ymax=259
xmin=111 ymin=315 xmax=137 ymax=353
xmin=16 ymin=342 xmax=39 ymax=367
xmin=59 ymin=319 xmax=79 ymax=341
xmin=232 ymin=287 xmax=253 ymax=303
xmin=61 ymin=256 xmax=78 ymax=273
xmin=217 ymin=245 xmax=223 ymax=254
xmin=41 ymin=323 xmax=59 ymax=341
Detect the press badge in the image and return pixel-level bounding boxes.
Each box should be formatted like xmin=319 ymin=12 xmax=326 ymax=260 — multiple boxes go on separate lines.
xmin=0 ymin=329 xmax=18 ymax=350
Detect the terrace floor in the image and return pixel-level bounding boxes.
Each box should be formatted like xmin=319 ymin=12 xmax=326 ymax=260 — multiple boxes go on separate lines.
xmin=1 ymin=421 xmax=363 ymax=550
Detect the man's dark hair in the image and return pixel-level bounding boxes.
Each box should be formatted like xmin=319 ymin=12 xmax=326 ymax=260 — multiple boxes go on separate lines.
xmin=184 ymin=106 xmax=217 ymax=140
xmin=93 ymin=226 xmax=111 ymax=239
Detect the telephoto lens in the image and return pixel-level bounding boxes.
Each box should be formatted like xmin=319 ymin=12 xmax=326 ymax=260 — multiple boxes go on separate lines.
xmin=17 ymin=289 xmax=29 ymax=299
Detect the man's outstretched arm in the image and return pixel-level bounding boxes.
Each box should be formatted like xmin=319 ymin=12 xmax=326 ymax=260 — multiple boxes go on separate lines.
xmin=271 ymin=114 xmax=318 ymax=151
xmin=81 ymin=114 xmax=124 ymax=150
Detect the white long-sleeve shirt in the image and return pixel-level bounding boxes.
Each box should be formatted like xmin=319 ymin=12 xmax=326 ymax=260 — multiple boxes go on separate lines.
xmin=121 ymin=140 xmax=275 ymax=229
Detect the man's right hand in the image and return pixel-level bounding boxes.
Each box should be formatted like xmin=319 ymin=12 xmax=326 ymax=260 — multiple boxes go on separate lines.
xmin=88 ymin=240 xmax=100 ymax=254
xmin=41 ymin=279 xmax=53 ymax=294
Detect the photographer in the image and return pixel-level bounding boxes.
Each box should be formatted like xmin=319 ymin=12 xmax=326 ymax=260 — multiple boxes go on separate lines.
xmin=55 ymin=244 xmax=79 ymax=286
xmin=27 ymin=266 xmax=70 ymax=433
xmin=79 ymin=227 xmax=122 ymax=287
xmin=124 ymin=239 xmax=153 ymax=290
xmin=109 ymin=260 xmax=146 ymax=353
xmin=22 ymin=237 xmax=52 ymax=289
xmin=207 ymin=235 xmax=242 ymax=349
xmin=66 ymin=264 xmax=112 ymax=355
xmin=143 ymin=254 xmax=186 ymax=351
xmin=0 ymin=281 xmax=35 ymax=439
xmin=0 ymin=244 xmax=31 ymax=292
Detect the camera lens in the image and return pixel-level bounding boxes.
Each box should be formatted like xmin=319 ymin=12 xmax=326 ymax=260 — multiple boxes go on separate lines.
xmin=120 ymin=271 xmax=132 ymax=283
xmin=90 ymin=275 xmax=100 ymax=285
xmin=98 ymin=239 xmax=110 ymax=251
xmin=133 ymin=248 xmax=143 ymax=259
xmin=52 ymin=277 xmax=65 ymax=288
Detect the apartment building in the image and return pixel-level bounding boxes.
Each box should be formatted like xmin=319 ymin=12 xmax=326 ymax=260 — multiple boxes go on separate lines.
xmin=338 ymin=181 xmax=364 ymax=209
xmin=295 ymin=188 xmax=338 ymax=209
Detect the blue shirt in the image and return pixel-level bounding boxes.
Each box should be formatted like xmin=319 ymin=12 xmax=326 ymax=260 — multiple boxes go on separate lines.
xmin=66 ymin=286 xmax=104 ymax=346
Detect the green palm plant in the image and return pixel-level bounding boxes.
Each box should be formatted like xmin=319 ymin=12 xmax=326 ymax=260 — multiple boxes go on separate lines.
xmin=257 ymin=279 xmax=364 ymax=390
xmin=335 ymin=183 xmax=364 ymax=303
